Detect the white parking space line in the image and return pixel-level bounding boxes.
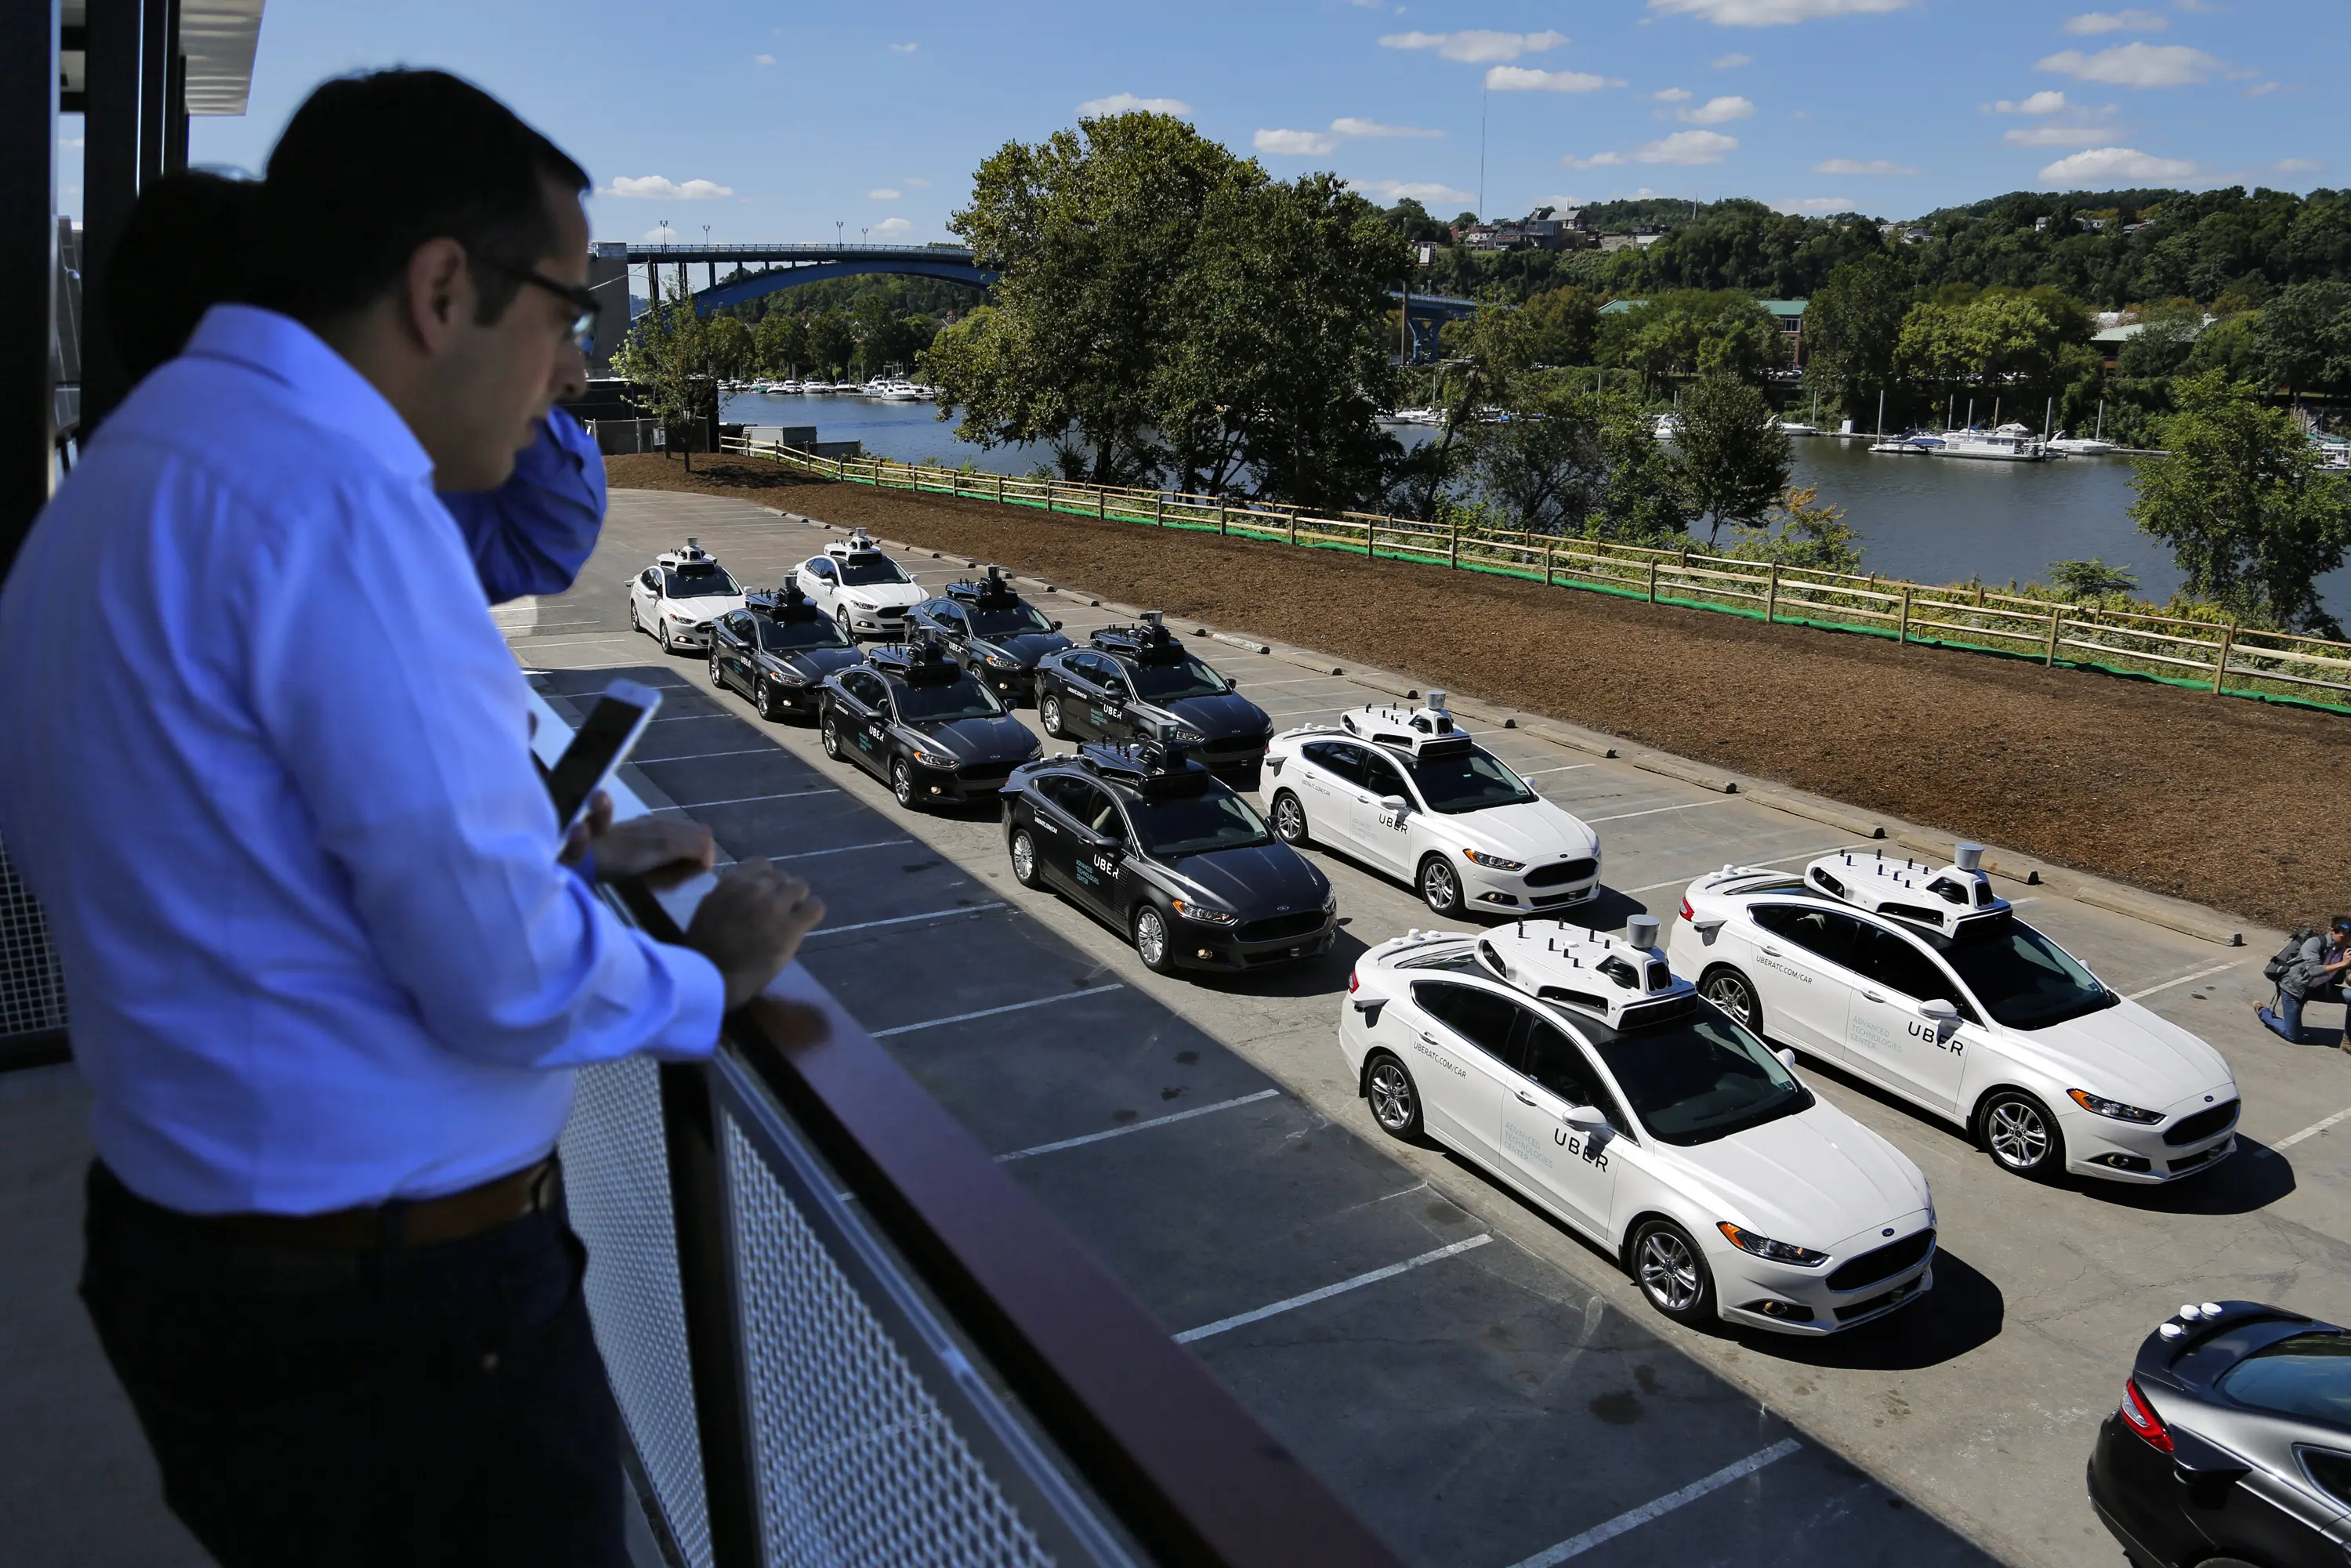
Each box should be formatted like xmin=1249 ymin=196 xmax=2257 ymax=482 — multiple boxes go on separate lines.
xmin=1172 ymin=1233 xmax=1492 ymax=1344
xmin=644 ymin=712 xmax=737 ymax=724
xmin=1519 ymin=763 xmax=1598 ymax=778
xmin=2276 ymin=1103 xmax=2351 ymax=1152
xmin=1230 ymin=675 xmax=1356 ymax=689
xmin=1620 ymin=846 xmax=1856 ymax=897
xmin=636 ymin=747 xmax=784 ymax=764
xmin=768 ymin=838 xmax=916 ymax=862
xmin=651 ymin=788 xmax=839 ymax=810
xmin=1505 ymin=1438 xmax=1804 ymax=1566
xmin=505 ymin=634 xmax=640 ymax=648
xmin=873 ymin=983 xmax=1125 ymax=1038
xmin=996 ymin=1088 xmax=1283 ymax=1162
xmin=2125 ymin=961 xmax=2241 ymax=1001
xmin=804 ymin=902 xmax=1009 ymax=939
xmin=1583 ymin=798 xmax=1737 ymax=825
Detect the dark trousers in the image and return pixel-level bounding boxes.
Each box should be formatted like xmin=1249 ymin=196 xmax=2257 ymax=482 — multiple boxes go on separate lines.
xmin=80 ymin=1162 xmax=628 ymax=1568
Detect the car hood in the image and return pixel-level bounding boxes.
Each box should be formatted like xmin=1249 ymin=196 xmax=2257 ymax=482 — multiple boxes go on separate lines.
xmin=766 ymin=645 xmax=863 ymax=682
xmin=1163 ymin=842 xmax=1328 ymax=914
xmin=839 ymin=581 xmax=926 ymax=610
xmin=2013 ymin=998 xmax=2235 ymax=1109
xmin=1438 ymin=797 xmax=1599 ymax=860
xmin=1156 ymin=690 xmax=1270 ymax=740
xmin=980 ymin=631 xmax=1073 ymax=667
xmin=668 ymin=595 xmax=746 ymax=621
xmin=1660 ymin=1100 xmax=1930 ymax=1247
xmin=907 ymin=714 xmax=1040 ymax=763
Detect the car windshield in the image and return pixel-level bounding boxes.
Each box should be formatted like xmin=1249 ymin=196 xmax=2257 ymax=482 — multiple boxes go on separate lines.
xmin=2219 ymin=1334 xmax=2351 ymax=1428
xmin=665 ymin=567 xmax=741 ymax=598
xmin=1407 ymin=746 xmax=1538 ymax=813
xmin=837 ymin=555 xmax=910 ymax=587
xmin=1128 ymin=656 xmax=1230 ymax=701
xmin=1936 ymin=914 xmax=2114 ymax=1030
xmin=969 ymin=603 xmax=1056 ymax=637
xmin=1588 ymin=1007 xmax=1812 ymax=1145
xmin=755 ymin=615 xmax=852 ymax=652
xmin=1122 ymin=789 xmax=1273 ymax=858
xmin=892 ymin=676 xmax=1005 ymax=724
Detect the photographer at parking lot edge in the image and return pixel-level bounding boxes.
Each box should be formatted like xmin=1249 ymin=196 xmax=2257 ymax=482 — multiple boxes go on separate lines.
xmin=2258 ymin=918 xmax=2351 ymax=1043
xmin=0 ymin=70 xmax=820 ymax=1566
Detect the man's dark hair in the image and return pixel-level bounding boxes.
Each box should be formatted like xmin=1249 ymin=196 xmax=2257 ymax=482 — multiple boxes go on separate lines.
xmin=253 ymin=69 xmax=588 ymax=328
xmin=106 ymin=170 xmax=263 ymax=380
xmin=2333 ymin=915 xmax=2351 ymax=936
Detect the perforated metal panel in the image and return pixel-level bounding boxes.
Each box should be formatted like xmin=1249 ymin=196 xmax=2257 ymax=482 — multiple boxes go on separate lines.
xmin=0 ymin=834 xmax=67 ymax=1039
xmin=723 ymin=1110 xmax=1067 ymax=1568
xmin=563 ymin=1056 xmax=714 ymax=1568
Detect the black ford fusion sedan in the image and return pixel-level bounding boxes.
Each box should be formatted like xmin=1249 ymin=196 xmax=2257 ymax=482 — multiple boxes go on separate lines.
xmin=1034 ymin=613 xmax=1272 ymax=790
xmin=707 ymin=587 xmax=865 ymax=721
xmin=1001 ymin=740 xmax=1335 ymax=976
xmin=2088 ymin=1298 xmax=2351 ymax=1568
xmin=906 ymin=566 xmax=1071 ymax=704
xmin=816 ymin=642 xmax=1041 ymax=810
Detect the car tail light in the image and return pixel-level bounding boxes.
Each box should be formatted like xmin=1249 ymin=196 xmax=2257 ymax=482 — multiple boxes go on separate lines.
xmin=2118 ymin=1378 xmax=2172 ymax=1453
xmin=1348 ymin=969 xmax=1360 ymax=994
xmin=1679 ymin=897 xmax=1695 ymax=922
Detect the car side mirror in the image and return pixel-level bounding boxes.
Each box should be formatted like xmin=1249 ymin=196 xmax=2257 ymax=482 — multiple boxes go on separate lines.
xmin=1690 ymin=916 xmax=1726 ymax=940
xmin=1379 ymin=795 xmax=1410 ymax=815
xmin=1050 ymin=620 xmax=1063 ymax=631
xmin=1562 ymin=1102 xmax=1609 ymax=1132
xmin=1918 ymin=998 xmax=1958 ymax=1020
xmin=1774 ymin=1048 xmax=1798 ymax=1073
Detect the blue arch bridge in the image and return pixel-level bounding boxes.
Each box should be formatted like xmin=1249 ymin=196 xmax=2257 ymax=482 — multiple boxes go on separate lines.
xmin=587 ymin=241 xmax=1476 ymax=370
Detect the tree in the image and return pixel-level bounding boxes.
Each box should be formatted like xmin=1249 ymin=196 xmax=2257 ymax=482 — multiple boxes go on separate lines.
xmin=1802 ymin=255 xmax=1911 ymax=416
xmin=1462 ymin=377 xmax=1615 ymax=535
xmin=610 ymin=277 xmax=718 ymax=469
xmin=2114 ymin=299 xmax=2204 ymax=379
xmin=2045 ymin=558 xmax=2140 ymax=602
xmin=1516 ymin=287 xmax=1600 ymax=368
xmin=1597 ymin=291 xmax=1788 ymax=386
xmin=1672 ymin=372 xmax=1791 ymax=546
xmin=2254 ymin=281 xmax=2351 ymax=399
xmin=2132 ymin=371 xmax=2351 ymax=632
xmin=704 ymin=315 xmax=753 ymax=380
xmin=1893 ymin=289 xmax=2085 ymax=413
xmin=1725 ymin=486 xmax=1864 ymax=574
xmin=1380 ymin=197 xmax=1447 ymax=244
xmin=753 ymin=310 xmax=807 ymax=375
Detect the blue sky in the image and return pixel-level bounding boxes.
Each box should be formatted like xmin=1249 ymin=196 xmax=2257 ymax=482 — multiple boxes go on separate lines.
xmin=73 ymin=0 xmax=2348 ymax=238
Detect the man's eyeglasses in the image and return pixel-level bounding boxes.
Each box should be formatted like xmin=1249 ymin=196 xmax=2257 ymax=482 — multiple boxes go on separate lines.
xmin=483 ymin=258 xmax=601 ymax=351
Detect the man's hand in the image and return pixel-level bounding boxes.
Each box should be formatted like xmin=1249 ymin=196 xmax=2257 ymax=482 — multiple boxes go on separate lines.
xmin=683 ymin=861 xmax=826 ymax=1011
xmin=561 ymin=791 xmax=715 ymax=889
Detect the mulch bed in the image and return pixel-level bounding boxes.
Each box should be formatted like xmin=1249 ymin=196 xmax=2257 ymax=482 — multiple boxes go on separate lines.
xmin=607 ymin=454 xmax=2344 ymax=927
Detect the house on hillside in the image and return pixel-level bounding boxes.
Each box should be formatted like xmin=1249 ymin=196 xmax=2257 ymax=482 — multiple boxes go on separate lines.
xmin=1456 ymin=205 xmax=1593 ymax=252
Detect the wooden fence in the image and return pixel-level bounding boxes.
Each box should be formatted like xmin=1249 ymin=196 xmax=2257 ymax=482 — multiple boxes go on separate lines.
xmin=717 ymin=436 xmax=2351 ymax=712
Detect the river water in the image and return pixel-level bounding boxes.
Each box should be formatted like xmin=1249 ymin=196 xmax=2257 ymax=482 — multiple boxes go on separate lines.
xmin=722 ymin=390 xmax=2350 ymax=614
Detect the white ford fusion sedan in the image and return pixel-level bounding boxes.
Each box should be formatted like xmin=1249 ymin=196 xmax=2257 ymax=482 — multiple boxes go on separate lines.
xmin=792 ymin=528 xmax=927 ymax=639
xmin=1668 ymin=843 xmax=2241 ymax=1185
xmin=628 ymin=538 xmax=747 ymax=654
xmin=1342 ymin=915 xmax=1937 ymax=1334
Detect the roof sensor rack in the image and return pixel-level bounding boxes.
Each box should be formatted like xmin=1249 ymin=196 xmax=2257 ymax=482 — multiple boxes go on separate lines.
xmin=1806 ymin=842 xmax=2009 ymax=935
xmin=825 ymin=527 xmax=886 ymax=560
xmin=1472 ymin=918 xmax=1697 ymax=1030
xmin=1341 ymin=690 xmax=1472 ymax=759
xmin=868 ymin=640 xmax=965 ymax=686
xmin=946 ymin=565 xmax=1021 ymax=607
xmin=748 ymin=581 xmax=824 ymax=621
xmin=1075 ymin=738 xmax=1212 ymax=797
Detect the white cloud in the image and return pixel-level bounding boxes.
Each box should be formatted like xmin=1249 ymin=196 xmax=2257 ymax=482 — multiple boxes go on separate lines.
xmin=2063 ymin=9 xmax=2167 ymax=31
xmin=872 ymin=217 xmax=913 ymax=234
xmin=1654 ymin=86 xmax=1694 ymax=100
xmin=1636 ymin=129 xmax=1740 ymax=162
xmin=888 ymin=42 xmax=918 ymax=53
xmin=2038 ymin=145 xmax=2199 ymax=183
xmin=2276 ymin=158 xmax=2322 ymax=172
xmin=2036 ymin=42 xmax=2222 ymax=86
xmin=1076 ymin=92 xmax=1192 ymax=116
xmin=1534 ymin=194 xmax=1589 ymax=211
xmin=2244 ymin=81 xmax=2280 ymax=96
xmin=1647 ymin=0 xmax=1913 ymax=26
xmin=1678 ymin=94 xmax=1755 ymax=122
xmin=1331 ymin=117 xmax=1444 ymax=138
xmin=1562 ymin=151 xmax=1628 ymax=168
xmin=1777 ymin=197 xmax=1857 ymax=212
xmin=868 ymin=187 xmax=902 ymax=200
xmin=2002 ymin=123 xmax=2118 ymax=147
xmin=603 ymin=176 xmax=734 ymax=200
xmin=1351 ymin=177 xmax=1479 ymax=207
xmin=1988 ymin=89 xmax=2071 ymax=114
xmin=1255 ymin=129 xmax=1339 ymax=155
xmin=1379 ymin=28 xmax=1566 ymax=62
xmin=1712 ymin=52 xmax=1755 ymax=67
xmin=60 ymin=134 xmax=84 ymax=148
xmin=904 ymin=176 xmax=932 ymax=187
xmin=752 ymin=53 xmax=774 ymax=65
xmin=640 ymin=226 xmax=679 ymax=242
xmin=1814 ymin=157 xmax=1918 ymax=173
xmin=1487 ymin=66 xmax=1620 ymax=92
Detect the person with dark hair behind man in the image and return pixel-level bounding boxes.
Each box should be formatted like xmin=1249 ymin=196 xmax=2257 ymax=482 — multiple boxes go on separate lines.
xmin=0 ymin=71 xmax=824 ymax=1566
xmin=104 ymin=167 xmax=607 ymax=607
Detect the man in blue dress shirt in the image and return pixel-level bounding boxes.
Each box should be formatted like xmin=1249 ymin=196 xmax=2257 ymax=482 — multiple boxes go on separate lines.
xmin=0 ymin=71 xmax=821 ymax=1566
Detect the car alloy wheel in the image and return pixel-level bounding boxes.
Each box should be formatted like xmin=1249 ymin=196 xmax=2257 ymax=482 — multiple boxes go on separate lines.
xmin=658 ymin=618 xmax=675 ymax=654
xmin=1700 ymin=969 xmax=1761 ymax=1031
xmin=1009 ymin=827 xmax=1042 ymax=888
xmin=1133 ymin=904 xmax=1176 ymax=974
xmin=1419 ymin=855 xmax=1462 ymax=917
xmin=755 ymin=680 xmax=781 ymax=721
xmin=837 ymin=608 xmax=856 ymax=641
xmin=629 ymin=599 xmax=641 ymax=635
xmin=1365 ymin=1054 xmax=1422 ymax=1139
xmin=1632 ymin=1220 xmax=1715 ymax=1324
xmin=820 ymin=717 xmax=844 ymax=759
xmin=1983 ymin=1092 xmax=2063 ymax=1178
xmin=1271 ymin=791 xmax=1309 ymax=846
xmin=892 ymin=757 xmax=918 ymax=809
xmin=708 ymin=651 xmax=726 ymax=690
xmin=1040 ymin=692 xmax=1067 ymax=739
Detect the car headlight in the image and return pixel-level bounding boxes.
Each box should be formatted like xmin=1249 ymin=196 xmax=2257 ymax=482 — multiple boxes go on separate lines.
xmin=1170 ymin=898 xmax=1239 ymax=926
xmin=766 ymin=665 xmax=806 ymax=685
xmin=665 ymin=607 xmax=692 ymax=621
xmin=2067 ymin=1088 xmax=2164 ymax=1124
xmin=1172 ymin=727 xmax=1205 ymax=744
xmin=1322 ymin=889 xmax=1338 ymax=914
xmin=909 ymin=745 xmax=956 ymax=768
xmin=1715 ymin=1222 xmax=1828 ymax=1267
xmin=984 ymin=651 xmax=1022 ymax=668
xmin=1463 ymin=848 xmax=1525 ymax=871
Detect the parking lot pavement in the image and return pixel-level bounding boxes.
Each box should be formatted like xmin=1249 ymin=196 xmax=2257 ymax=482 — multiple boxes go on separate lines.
xmin=511 ymin=487 xmax=2351 ymax=1566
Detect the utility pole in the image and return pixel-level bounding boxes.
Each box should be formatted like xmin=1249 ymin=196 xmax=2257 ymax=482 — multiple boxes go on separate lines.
xmin=1477 ymin=86 xmax=1487 ymax=222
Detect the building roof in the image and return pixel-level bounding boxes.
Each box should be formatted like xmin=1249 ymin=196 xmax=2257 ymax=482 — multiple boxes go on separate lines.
xmin=181 ymin=0 xmax=268 ymax=116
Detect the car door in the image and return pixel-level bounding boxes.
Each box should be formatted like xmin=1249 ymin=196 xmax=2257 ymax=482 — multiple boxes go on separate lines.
xmin=1295 ymin=741 xmax=1367 ymax=852
xmin=1842 ymin=921 xmax=1974 ymax=1113
xmin=929 ymin=603 xmax=973 ymax=661
xmin=715 ymin=611 xmax=751 ymax=690
xmin=1060 ymin=780 xmax=1128 ymax=919
xmin=799 ymin=556 xmax=839 ymax=610
xmin=632 ymin=567 xmax=659 ymax=626
xmin=1028 ymin=776 xmax=1092 ymax=893
xmin=1349 ymin=748 xmax=1418 ymax=876
xmin=1052 ymin=654 xmax=1107 ymax=740
xmin=1089 ymin=658 xmax=1138 ymax=743
xmin=836 ymin=669 xmax=891 ymax=779
xmin=1496 ymin=1010 xmax=1626 ymax=1241
xmin=1404 ymin=980 xmax=1519 ymax=1167
xmin=1742 ymin=903 xmax=1864 ymax=1058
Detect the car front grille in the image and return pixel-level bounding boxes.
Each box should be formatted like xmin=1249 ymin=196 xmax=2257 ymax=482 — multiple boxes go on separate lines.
xmin=1526 ymin=858 xmax=1599 ymax=888
xmin=876 ymin=606 xmax=907 ymax=619
xmin=1198 ymin=735 xmax=1266 ymax=757
xmin=1825 ymin=1229 xmax=1936 ymax=1293
xmin=2165 ymin=1100 xmax=2240 ymax=1146
xmin=956 ymin=761 xmax=1018 ymax=783
xmin=1531 ymin=889 xmax=1593 ymax=908
xmin=2168 ymin=1143 xmax=2230 ymax=1175
xmin=1238 ymin=911 xmax=1328 ymax=943
xmin=1834 ymin=1280 xmax=1921 ymax=1322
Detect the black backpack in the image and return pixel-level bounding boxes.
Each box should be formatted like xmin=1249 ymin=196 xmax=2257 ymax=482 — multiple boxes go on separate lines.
xmin=2266 ymin=929 xmax=2319 ymax=983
